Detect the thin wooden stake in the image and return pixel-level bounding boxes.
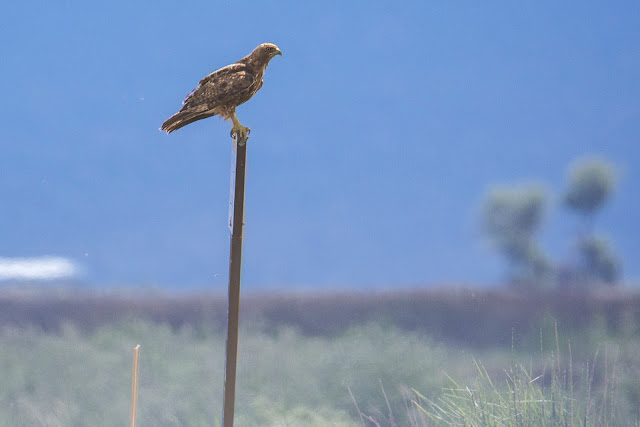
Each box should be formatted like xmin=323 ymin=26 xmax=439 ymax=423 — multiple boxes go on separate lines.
xmin=222 ymin=132 xmax=248 ymax=427
xmin=130 ymin=344 xmax=141 ymax=427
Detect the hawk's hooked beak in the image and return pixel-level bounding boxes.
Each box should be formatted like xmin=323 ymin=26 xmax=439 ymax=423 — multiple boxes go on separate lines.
xmin=275 ymin=48 xmax=282 ymax=56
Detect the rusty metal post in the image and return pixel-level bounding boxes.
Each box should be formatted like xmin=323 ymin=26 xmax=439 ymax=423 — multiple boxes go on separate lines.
xmin=222 ymin=131 xmax=248 ymax=427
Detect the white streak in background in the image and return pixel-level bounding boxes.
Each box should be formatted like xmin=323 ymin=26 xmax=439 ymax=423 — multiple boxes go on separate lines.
xmin=0 ymin=257 xmax=79 ymax=281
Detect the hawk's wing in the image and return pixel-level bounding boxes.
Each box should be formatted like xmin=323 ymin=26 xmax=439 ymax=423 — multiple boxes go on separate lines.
xmin=161 ymin=63 xmax=257 ymax=133
xmin=183 ymin=63 xmax=256 ymax=109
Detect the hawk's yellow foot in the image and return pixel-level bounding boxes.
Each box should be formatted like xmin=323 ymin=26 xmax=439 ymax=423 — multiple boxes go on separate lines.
xmin=230 ymin=114 xmax=250 ymax=140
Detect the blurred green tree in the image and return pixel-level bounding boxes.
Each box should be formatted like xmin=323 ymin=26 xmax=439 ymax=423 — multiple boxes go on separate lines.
xmin=482 ymin=184 xmax=551 ymax=288
xmin=578 ymin=235 xmax=620 ymax=284
xmin=563 ymin=157 xmax=621 ymax=286
xmin=564 ymin=157 xmax=616 ymax=231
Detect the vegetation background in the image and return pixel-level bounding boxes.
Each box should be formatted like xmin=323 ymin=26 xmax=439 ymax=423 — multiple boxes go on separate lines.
xmin=2 ymin=287 xmax=640 ymax=425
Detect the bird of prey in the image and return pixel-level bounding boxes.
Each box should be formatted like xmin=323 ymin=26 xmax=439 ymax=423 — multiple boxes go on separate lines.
xmin=161 ymin=43 xmax=282 ymax=140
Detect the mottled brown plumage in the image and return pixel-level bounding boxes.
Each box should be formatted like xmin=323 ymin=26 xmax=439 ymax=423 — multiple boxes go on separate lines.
xmin=161 ymin=43 xmax=282 ymax=139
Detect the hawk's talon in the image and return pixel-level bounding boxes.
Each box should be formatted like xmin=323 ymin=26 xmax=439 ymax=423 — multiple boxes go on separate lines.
xmin=230 ymin=125 xmax=250 ymax=141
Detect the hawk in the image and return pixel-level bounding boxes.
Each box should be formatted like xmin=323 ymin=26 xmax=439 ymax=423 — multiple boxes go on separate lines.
xmin=161 ymin=43 xmax=282 ymax=139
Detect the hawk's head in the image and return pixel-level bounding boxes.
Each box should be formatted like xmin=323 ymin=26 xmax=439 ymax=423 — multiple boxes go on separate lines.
xmin=250 ymin=43 xmax=282 ymax=65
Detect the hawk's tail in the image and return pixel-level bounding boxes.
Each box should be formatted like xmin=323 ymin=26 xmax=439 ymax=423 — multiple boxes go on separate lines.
xmin=161 ymin=109 xmax=216 ymax=133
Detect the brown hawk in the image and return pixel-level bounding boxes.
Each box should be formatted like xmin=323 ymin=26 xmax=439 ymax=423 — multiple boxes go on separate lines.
xmin=161 ymin=43 xmax=282 ymax=139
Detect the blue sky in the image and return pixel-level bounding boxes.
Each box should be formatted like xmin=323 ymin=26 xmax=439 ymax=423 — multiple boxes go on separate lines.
xmin=1 ymin=1 xmax=638 ymax=289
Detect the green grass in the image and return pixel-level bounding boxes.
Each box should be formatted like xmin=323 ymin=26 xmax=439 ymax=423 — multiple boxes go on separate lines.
xmin=411 ymin=337 xmax=640 ymax=426
xmin=1 ymin=293 xmax=640 ymax=425
xmin=0 ymin=321 xmax=456 ymax=426
xmin=414 ymin=359 xmax=617 ymax=426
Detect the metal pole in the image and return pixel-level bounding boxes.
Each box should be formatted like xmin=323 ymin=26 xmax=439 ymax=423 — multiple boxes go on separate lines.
xmin=222 ymin=131 xmax=248 ymax=427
